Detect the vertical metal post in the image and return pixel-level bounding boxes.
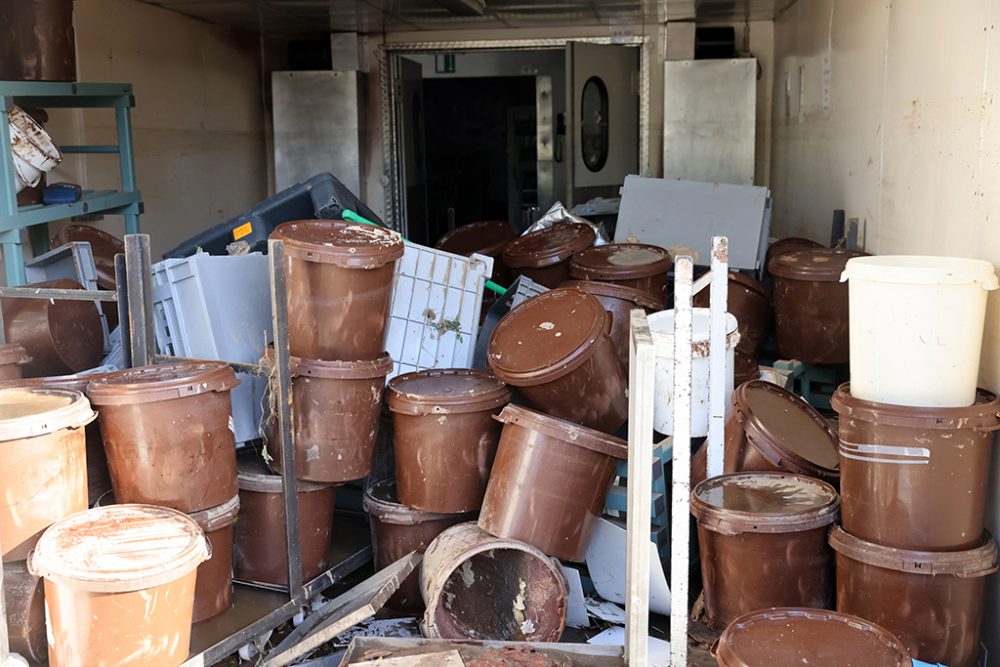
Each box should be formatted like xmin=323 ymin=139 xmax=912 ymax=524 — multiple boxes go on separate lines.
xmin=670 ymin=256 xmax=694 ymax=667
xmin=706 ymin=236 xmax=729 ymax=479
xmin=625 ymin=309 xmax=654 ymax=666
xmin=1 ymin=230 xmax=25 ymax=287
xmin=123 ymin=234 xmax=153 ymax=367
xmin=115 ymin=105 xmax=140 ymax=235
xmin=114 ymin=253 xmax=132 ymax=368
xmin=268 ymin=239 xmax=304 ymax=598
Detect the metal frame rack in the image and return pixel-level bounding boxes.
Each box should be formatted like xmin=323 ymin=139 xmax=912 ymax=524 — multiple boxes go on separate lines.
xmin=0 ymin=234 xmax=371 ymax=666
xmin=0 ymin=81 xmax=142 ymax=286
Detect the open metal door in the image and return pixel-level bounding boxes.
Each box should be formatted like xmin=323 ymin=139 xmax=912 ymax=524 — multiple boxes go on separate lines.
xmin=396 ymin=56 xmax=429 ymax=243
xmin=566 ymin=42 xmax=639 ymax=206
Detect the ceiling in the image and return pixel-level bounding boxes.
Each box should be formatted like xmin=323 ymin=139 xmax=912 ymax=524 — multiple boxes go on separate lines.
xmin=135 ymin=0 xmax=802 ymax=36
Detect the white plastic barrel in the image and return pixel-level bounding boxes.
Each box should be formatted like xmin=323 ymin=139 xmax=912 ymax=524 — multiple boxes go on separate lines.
xmin=841 ymin=255 xmax=999 ymax=407
xmin=648 ymin=308 xmax=739 ymax=436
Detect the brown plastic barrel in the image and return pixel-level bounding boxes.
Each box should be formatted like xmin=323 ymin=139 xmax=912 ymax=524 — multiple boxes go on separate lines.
xmin=691 ymin=472 xmax=840 ymax=631
xmin=265 ymin=352 xmax=392 ymax=483
xmin=233 ymin=456 xmax=336 ymax=586
xmin=768 ymin=249 xmax=867 ymax=364
xmin=436 ymin=220 xmax=518 ymax=286
xmin=832 ymin=384 xmax=1000 ymax=551
xmin=830 ymin=525 xmax=998 ymax=667
xmin=560 ymin=279 xmax=663 ymax=370
xmin=0 ymin=370 xmax=116 ymax=507
xmin=271 ymin=220 xmax=404 ymax=360
xmin=501 ymin=223 xmax=596 ymax=288
xmin=0 ymin=343 xmax=30 ymax=380
xmin=713 ymin=607 xmax=912 ymax=667
xmin=0 ymin=388 xmax=92 ymax=562
xmin=1 ymin=279 xmax=105 ymax=376
xmin=764 ymin=236 xmax=824 ymax=271
xmin=86 ymin=362 xmax=240 ymax=513
xmin=4 ymin=559 xmax=47 ymax=663
xmin=733 ymin=350 xmax=760 ymax=388
xmin=0 ymin=0 xmax=76 ymax=81
xmin=479 ymin=404 xmax=628 ymax=561
xmin=569 ymin=243 xmax=672 ymax=304
xmin=387 ymin=369 xmax=511 ymax=513
xmin=363 ymin=478 xmax=476 ymax=614
xmin=693 ymin=271 xmax=772 ymax=355
xmin=488 ymin=288 xmax=628 ymax=433
xmin=723 ymin=380 xmax=840 ymax=486
xmin=421 ymin=522 xmax=568 ymax=642
xmin=29 ymin=504 xmax=210 ymax=667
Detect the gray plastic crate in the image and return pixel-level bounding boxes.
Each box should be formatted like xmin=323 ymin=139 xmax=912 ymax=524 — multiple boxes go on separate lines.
xmin=25 ymin=241 xmax=112 ymax=353
xmin=150 ymin=253 xmax=272 ymax=445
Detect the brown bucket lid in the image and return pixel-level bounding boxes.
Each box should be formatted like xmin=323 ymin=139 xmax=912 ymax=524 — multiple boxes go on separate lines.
xmin=188 ymin=495 xmax=241 ymax=532
xmin=363 ymin=478 xmax=476 ymax=525
xmin=767 ymin=248 xmax=868 ymax=282
xmin=0 ymin=388 xmax=96 ymax=441
xmin=0 ymin=368 xmax=116 ymax=393
xmin=291 ymin=352 xmax=393 ymax=380
xmin=560 ymin=279 xmax=663 ymax=310
xmin=829 ymin=526 xmax=999 ymax=578
xmin=0 ymin=343 xmax=31 ymax=367
xmin=714 ymin=607 xmax=912 ymax=667
xmin=494 ymin=403 xmax=628 ymax=459
xmin=569 ymin=243 xmax=672 ymax=281
xmin=501 ymin=223 xmax=596 ymax=269
xmin=29 ymin=504 xmax=210 ymax=593
xmin=237 ymin=456 xmax=332 ymax=494
xmin=690 ymin=472 xmax=840 ymax=535
xmin=487 ymin=288 xmax=608 ymax=387
xmin=764 ymin=236 xmax=824 ymax=267
xmin=734 ymin=380 xmax=840 ymax=476
xmin=435 ymin=220 xmax=517 ymax=258
xmin=831 ymin=383 xmax=1000 ymax=431
xmin=86 ymin=361 xmax=240 ymax=405
xmin=270 ymin=220 xmax=404 ymax=268
xmin=387 ymin=368 xmax=510 ymax=415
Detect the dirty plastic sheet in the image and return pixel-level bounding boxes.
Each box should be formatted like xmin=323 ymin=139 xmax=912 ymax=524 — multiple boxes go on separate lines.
xmin=587 ymin=627 xmax=670 ymax=667
xmin=331 ymin=618 xmax=422 ymax=648
xmin=584 ymin=597 xmax=626 ymax=624
xmin=522 ymin=201 xmax=610 ymax=245
xmin=585 ymin=518 xmax=671 ymax=616
xmin=561 ymin=566 xmax=591 ymax=629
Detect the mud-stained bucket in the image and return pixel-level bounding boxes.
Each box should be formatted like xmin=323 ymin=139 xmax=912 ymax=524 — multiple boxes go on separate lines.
xmin=569 ymin=242 xmax=672 ymax=305
xmin=363 ymin=478 xmax=476 ymax=614
xmin=421 ymin=522 xmax=568 ymax=642
xmin=691 ymin=472 xmax=840 ymax=631
xmin=270 ymin=220 xmax=404 ymax=361
xmin=86 ymin=361 xmax=240 ymax=513
xmin=436 ymin=220 xmax=518 ymax=286
xmin=764 ymin=237 xmax=824 ymax=272
xmin=387 ymin=369 xmax=510 ymax=513
xmin=501 ymin=223 xmax=596 ymax=288
xmin=830 ymin=525 xmax=997 ymax=667
xmin=713 ymin=607 xmax=912 ymax=667
xmin=0 ymin=388 xmax=93 ymax=562
xmin=693 ymin=271 xmax=771 ymax=355
xmin=29 ymin=504 xmax=210 ymax=667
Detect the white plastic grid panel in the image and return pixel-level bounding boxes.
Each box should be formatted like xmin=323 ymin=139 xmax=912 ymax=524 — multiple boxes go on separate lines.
xmin=386 ymin=242 xmax=492 ymax=379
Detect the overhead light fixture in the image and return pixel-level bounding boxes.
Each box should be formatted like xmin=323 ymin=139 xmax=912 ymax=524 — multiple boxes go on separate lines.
xmin=433 ymin=0 xmax=486 ymax=16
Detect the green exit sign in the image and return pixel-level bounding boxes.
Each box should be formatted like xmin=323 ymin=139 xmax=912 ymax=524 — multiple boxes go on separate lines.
xmin=435 ymin=54 xmax=456 ymax=74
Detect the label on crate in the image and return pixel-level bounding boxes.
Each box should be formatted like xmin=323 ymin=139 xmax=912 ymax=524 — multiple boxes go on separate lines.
xmin=232 ymin=221 xmax=253 ymax=241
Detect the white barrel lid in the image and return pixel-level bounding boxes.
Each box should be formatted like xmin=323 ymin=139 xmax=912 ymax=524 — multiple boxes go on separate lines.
xmin=0 ymin=388 xmax=96 ymax=441
xmin=30 ymin=505 xmax=210 ymax=593
xmin=841 ymin=255 xmax=999 ymax=289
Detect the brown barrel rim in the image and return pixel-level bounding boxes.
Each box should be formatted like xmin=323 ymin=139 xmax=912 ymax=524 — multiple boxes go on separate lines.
xmin=568 ymin=242 xmax=673 ymax=281
xmin=828 ymin=525 xmax=999 ymax=578
xmin=501 ymin=223 xmax=596 ymax=269
xmin=435 ymin=220 xmax=518 ymax=258
xmin=560 ymin=279 xmax=664 ymax=310
xmin=188 ymin=495 xmax=241 ymax=533
xmin=493 ymin=403 xmax=628 ymax=459
xmin=237 ymin=461 xmax=334 ymax=494
xmin=713 ymin=607 xmax=912 ymax=667
xmin=0 ymin=387 xmax=97 ymax=441
xmin=0 ymin=343 xmax=31 ymax=367
xmin=831 ymin=383 xmax=1000 ymax=431
xmin=0 ymin=368 xmax=116 ymax=393
xmin=86 ymin=361 xmax=239 ymax=406
xmin=690 ymin=472 xmax=840 ymax=536
xmin=735 ymin=380 xmax=840 ymax=478
xmin=363 ymin=478 xmax=477 ymax=526
xmin=767 ymin=247 xmax=869 ymax=282
xmin=386 ymin=368 xmax=511 ymax=416
xmin=270 ymin=219 xmax=404 ymax=268
xmin=291 ymin=352 xmax=393 ymax=380
xmin=487 ymin=288 xmax=609 ymax=387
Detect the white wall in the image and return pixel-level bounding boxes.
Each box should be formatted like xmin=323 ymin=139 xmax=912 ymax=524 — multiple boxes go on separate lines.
xmin=42 ymin=0 xmax=266 ymax=260
xmin=772 ymin=1 xmax=1000 ymax=658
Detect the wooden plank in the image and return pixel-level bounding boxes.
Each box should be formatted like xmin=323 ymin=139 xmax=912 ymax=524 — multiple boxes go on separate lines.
xmin=706 ymin=236 xmax=729 ymax=479
xmin=625 ymin=308 xmax=654 ymax=666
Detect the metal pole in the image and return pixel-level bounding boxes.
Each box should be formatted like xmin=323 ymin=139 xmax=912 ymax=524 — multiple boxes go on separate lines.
xmin=706 ymin=236 xmax=729 ymax=479
xmin=114 ymin=253 xmax=132 ymax=368
xmin=0 ymin=535 xmax=29 ymax=666
xmin=670 ymin=256 xmax=694 ymax=667
xmin=124 ymin=234 xmax=153 ymax=367
xmin=267 ymin=239 xmax=304 ymax=598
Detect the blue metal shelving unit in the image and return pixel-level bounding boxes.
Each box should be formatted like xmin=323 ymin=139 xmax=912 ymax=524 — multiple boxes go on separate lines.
xmin=0 ymin=81 xmax=142 ymax=285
